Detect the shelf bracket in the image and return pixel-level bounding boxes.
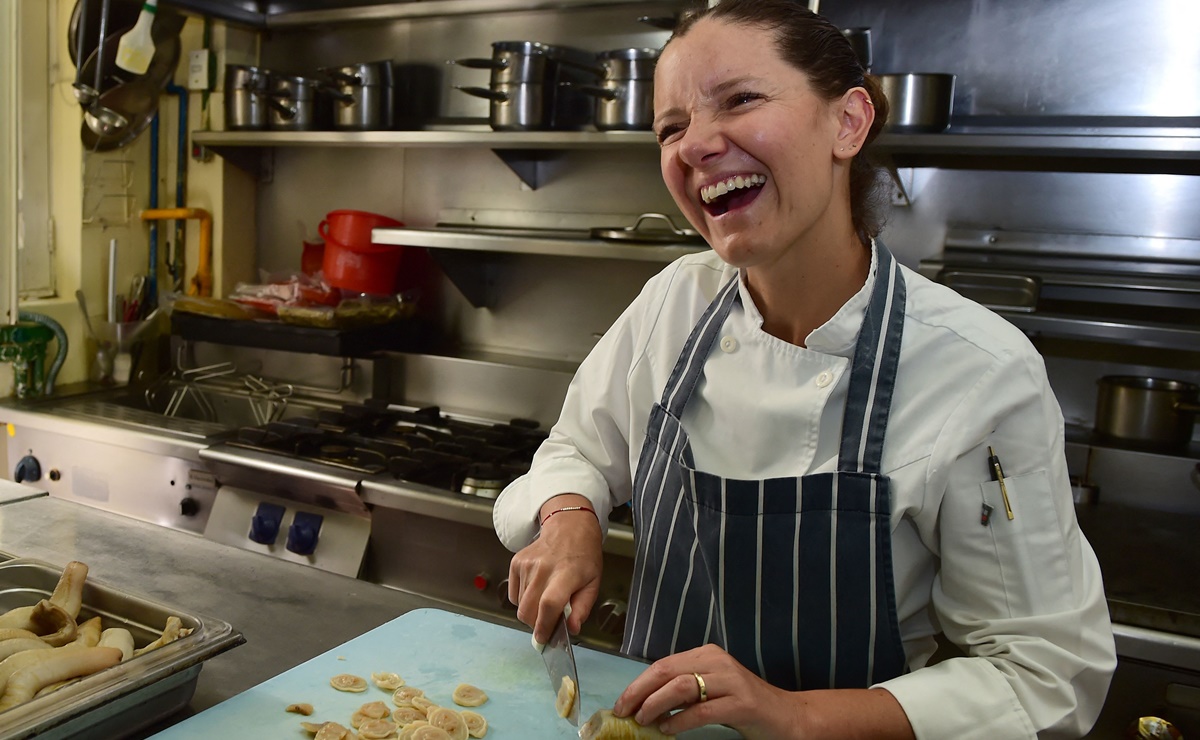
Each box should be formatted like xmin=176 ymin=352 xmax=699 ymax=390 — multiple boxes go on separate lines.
xmin=428 ymin=249 xmax=501 ymax=309
xmin=492 ymin=149 xmax=560 ymax=190
xmin=205 ymin=144 xmax=274 ymax=183
xmin=887 ymin=166 xmax=932 ymax=207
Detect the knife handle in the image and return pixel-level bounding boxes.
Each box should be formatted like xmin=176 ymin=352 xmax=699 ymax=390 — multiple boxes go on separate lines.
xmin=533 ymin=603 xmax=572 ymax=652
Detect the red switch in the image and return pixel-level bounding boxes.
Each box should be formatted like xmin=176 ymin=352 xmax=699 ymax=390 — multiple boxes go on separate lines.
xmin=473 ymin=574 xmax=489 ymax=591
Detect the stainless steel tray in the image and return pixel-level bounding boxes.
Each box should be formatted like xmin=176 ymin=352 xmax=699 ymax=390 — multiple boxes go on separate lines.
xmin=0 ymin=558 xmax=244 ymax=740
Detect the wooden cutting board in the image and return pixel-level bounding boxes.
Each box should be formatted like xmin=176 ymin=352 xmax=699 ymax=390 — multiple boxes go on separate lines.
xmin=150 ymin=608 xmax=741 ymax=738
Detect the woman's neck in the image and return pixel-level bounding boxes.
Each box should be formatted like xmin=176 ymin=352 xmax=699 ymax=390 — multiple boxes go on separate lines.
xmin=744 ymin=229 xmax=871 ymax=348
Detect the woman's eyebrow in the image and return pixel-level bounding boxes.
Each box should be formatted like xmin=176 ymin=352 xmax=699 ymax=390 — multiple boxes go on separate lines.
xmin=654 ymin=75 xmax=760 ymax=126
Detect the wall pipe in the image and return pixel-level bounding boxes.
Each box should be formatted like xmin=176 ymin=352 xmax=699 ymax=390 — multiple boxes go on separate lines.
xmin=148 ymin=112 xmax=159 ymax=309
xmin=140 ymin=208 xmax=211 ymax=297
xmin=166 ymin=83 xmax=188 ymax=293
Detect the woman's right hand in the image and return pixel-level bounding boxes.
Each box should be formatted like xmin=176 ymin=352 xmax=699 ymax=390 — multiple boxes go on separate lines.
xmin=507 ymin=493 xmax=604 ymax=644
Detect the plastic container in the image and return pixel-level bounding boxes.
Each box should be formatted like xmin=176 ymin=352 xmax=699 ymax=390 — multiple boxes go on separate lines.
xmin=322 ymin=236 xmax=404 ymax=294
xmin=318 ymin=210 xmax=404 ymax=247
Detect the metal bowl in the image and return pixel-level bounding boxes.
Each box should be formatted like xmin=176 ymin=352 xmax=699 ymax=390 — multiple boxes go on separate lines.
xmin=879 ymin=73 xmax=955 ymax=133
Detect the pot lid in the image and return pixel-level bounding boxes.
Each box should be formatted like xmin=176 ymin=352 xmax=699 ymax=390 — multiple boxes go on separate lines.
xmin=590 ymin=213 xmax=706 ymax=245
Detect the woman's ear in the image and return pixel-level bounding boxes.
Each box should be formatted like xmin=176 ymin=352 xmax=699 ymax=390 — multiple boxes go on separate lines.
xmin=834 ymin=87 xmax=874 ymax=159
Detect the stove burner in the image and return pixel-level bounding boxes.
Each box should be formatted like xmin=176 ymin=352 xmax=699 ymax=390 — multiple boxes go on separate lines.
xmin=320 ymin=444 xmax=352 ymax=459
xmin=458 ymin=462 xmax=519 ymax=499
xmin=230 ymin=404 xmax=546 ymax=495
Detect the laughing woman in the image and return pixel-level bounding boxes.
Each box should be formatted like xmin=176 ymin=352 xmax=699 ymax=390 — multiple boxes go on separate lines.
xmin=493 ymin=0 xmax=1116 ymax=737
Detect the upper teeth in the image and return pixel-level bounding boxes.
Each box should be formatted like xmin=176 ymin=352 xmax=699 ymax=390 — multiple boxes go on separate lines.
xmin=701 ymin=174 xmax=766 ymax=204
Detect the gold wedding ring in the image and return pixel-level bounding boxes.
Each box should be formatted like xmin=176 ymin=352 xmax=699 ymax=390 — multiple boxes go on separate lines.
xmin=693 ymin=672 xmax=708 ymax=703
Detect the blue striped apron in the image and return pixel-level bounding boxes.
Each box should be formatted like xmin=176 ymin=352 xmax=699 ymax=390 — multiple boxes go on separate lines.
xmin=623 ymin=245 xmax=909 ymax=691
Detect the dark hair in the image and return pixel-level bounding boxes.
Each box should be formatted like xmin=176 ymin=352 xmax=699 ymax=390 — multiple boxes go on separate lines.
xmin=668 ymin=0 xmax=892 ymax=245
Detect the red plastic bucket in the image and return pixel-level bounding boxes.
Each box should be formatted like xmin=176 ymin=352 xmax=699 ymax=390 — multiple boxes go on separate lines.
xmin=322 ymin=236 xmax=404 ymax=295
xmin=318 ymin=209 xmax=404 ymax=246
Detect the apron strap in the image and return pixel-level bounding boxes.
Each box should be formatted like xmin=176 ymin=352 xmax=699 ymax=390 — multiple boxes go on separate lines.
xmin=660 ymin=275 xmax=741 ymax=418
xmin=837 ymin=244 xmax=907 ymax=474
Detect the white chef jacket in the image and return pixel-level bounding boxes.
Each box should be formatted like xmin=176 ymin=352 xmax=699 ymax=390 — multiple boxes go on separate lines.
xmin=494 ymin=245 xmax=1116 ymax=739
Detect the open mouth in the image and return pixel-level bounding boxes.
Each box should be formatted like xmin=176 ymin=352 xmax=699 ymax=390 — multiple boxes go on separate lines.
xmin=700 ymin=174 xmax=766 ymax=217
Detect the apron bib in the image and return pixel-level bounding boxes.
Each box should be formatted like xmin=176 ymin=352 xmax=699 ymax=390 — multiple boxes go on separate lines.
xmin=624 ymin=245 xmax=909 ymax=691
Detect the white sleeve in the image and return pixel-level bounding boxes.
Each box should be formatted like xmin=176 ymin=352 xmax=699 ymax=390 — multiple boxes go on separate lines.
xmin=877 ymin=348 xmax=1116 ymax=739
xmin=492 ymin=262 xmax=679 ymax=552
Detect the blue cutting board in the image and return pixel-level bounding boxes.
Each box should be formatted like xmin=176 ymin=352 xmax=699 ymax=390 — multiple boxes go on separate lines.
xmin=151 ymin=608 xmax=741 ymax=738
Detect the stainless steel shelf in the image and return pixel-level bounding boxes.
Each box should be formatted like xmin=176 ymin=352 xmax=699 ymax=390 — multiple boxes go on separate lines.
xmin=167 ymin=0 xmax=674 ymax=27
xmin=372 ymin=225 xmax=706 ymax=262
xmin=192 ymin=130 xmax=658 ymax=149
xmin=1000 ymin=312 xmax=1200 ymax=352
xmin=880 ymin=130 xmax=1200 ymax=160
xmin=373 ymin=226 xmax=706 ymax=308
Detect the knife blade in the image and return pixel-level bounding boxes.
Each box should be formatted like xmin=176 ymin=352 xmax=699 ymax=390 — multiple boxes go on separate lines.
xmin=533 ymin=603 xmax=581 ymax=726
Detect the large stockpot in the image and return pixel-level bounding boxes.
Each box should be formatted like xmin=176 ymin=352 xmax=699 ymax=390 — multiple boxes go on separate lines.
xmin=1094 ymin=376 xmax=1200 ymax=448
xmin=320 ymin=60 xmax=394 ymax=131
xmin=879 ymin=73 xmax=955 ymax=133
xmin=267 ymin=74 xmax=318 ymax=131
xmin=224 ymin=64 xmax=270 ymax=130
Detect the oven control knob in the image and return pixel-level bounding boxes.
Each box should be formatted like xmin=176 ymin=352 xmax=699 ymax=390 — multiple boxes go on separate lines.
xmin=249 ymin=503 xmax=285 ymax=545
xmin=179 ymin=497 xmax=200 ymax=517
xmin=595 ymin=598 xmax=628 ymax=636
xmin=13 ymin=455 xmax=41 ymax=484
xmin=473 ymin=574 xmax=490 ymax=592
xmin=286 ymin=511 xmax=324 ymax=556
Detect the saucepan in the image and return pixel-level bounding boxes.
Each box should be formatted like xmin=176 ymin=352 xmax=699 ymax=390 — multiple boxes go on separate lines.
xmin=1094 ymin=376 xmax=1200 ymax=449
xmin=878 ymin=73 xmax=955 ymax=133
xmin=559 ymin=48 xmax=659 ymax=131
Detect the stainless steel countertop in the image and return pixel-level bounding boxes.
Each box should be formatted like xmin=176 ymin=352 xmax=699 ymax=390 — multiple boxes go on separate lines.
xmin=0 ymin=496 xmax=458 ymax=734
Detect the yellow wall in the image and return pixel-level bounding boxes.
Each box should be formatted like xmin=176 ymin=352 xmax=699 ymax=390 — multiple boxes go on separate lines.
xmin=20 ymin=0 xmax=256 ymax=388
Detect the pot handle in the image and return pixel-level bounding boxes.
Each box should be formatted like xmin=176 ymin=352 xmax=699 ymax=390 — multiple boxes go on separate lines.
xmin=548 ymin=54 xmax=605 ymax=78
xmin=316 ymin=82 xmax=356 ymax=104
xmin=318 ymin=220 xmax=330 ymax=239
xmin=454 ymin=86 xmax=508 ymax=102
xmin=266 ymin=97 xmax=297 ymax=120
xmin=326 ymin=71 xmax=363 ymax=86
xmin=448 ymin=58 xmax=505 ymax=70
xmin=559 ymin=81 xmax=620 ymax=100
xmin=1175 ymin=400 xmax=1200 ymax=413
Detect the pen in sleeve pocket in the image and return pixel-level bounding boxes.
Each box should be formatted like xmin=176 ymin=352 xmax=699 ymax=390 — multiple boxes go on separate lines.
xmin=987 ymin=445 xmax=1015 ymax=520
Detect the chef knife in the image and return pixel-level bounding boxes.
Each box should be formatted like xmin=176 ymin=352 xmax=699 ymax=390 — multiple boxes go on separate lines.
xmin=533 ymin=603 xmax=581 ymax=726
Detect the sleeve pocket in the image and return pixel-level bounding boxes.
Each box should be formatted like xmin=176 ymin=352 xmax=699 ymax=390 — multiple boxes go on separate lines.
xmin=980 ymin=469 xmax=1073 ymax=615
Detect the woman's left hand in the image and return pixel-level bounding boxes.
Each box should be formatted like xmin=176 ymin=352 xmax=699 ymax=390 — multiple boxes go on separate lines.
xmin=612 ymin=644 xmax=802 ymax=739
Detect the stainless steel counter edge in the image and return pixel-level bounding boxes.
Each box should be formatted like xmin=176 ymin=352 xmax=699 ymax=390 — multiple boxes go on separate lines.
xmin=0 ymin=496 xmax=454 ymax=722
xmin=1113 ymin=623 xmax=1200 ymax=672
xmin=0 ymin=399 xmax=207 ymax=461
xmin=359 ymin=480 xmax=637 ymax=558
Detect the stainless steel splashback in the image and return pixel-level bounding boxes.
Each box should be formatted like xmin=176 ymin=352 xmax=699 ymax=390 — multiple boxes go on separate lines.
xmin=248 ymin=0 xmax=1199 ymax=369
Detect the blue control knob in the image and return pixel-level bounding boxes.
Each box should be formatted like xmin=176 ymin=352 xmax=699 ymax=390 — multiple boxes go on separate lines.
xmin=286 ymin=511 xmax=324 ymax=556
xmin=13 ymin=455 xmax=41 ymax=484
xmin=248 ymin=502 xmax=285 ymax=545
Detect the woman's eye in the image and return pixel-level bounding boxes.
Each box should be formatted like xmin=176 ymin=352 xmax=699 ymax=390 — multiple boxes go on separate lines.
xmin=656 ymin=124 xmax=684 ymax=145
xmin=727 ymin=91 xmax=763 ymax=108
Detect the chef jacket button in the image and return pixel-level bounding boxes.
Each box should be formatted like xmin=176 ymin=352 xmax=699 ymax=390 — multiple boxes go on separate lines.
xmin=816 ymin=370 xmax=834 ymax=388
xmin=720 ymin=336 xmax=738 ymax=353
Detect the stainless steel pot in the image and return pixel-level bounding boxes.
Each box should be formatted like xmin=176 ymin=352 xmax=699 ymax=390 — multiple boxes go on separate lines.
xmin=1094 ymin=376 xmax=1200 ymax=448
xmin=879 ymin=73 xmax=955 ymax=133
xmin=225 ymin=64 xmax=270 ymax=130
xmin=267 ymin=74 xmax=318 ymax=131
xmin=320 ymin=61 xmax=394 ymax=131
xmin=841 ymin=27 xmax=872 ymax=72
xmin=565 ymin=48 xmax=657 ymax=131
xmin=450 ymin=41 xmax=552 ymax=85
xmin=455 ymin=82 xmax=547 ymax=131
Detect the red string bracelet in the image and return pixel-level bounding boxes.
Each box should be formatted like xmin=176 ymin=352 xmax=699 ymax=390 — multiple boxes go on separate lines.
xmin=539 ymin=505 xmax=597 ymax=528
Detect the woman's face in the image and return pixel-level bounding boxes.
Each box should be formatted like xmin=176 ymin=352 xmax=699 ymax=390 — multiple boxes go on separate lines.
xmin=654 ymin=19 xmax=846 ymax=269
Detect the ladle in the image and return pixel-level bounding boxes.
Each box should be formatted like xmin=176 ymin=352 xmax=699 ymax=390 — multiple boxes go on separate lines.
xmin=83 ymin=0 xmax=129 ymax=137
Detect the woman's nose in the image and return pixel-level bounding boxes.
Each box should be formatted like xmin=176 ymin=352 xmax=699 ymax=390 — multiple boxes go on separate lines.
xmin=678 ymin=118 xmax=726 ymax=166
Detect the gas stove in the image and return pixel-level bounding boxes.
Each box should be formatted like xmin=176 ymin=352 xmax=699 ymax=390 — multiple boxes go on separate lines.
xmin=219 ymin=400 xmax=547 ymax=495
